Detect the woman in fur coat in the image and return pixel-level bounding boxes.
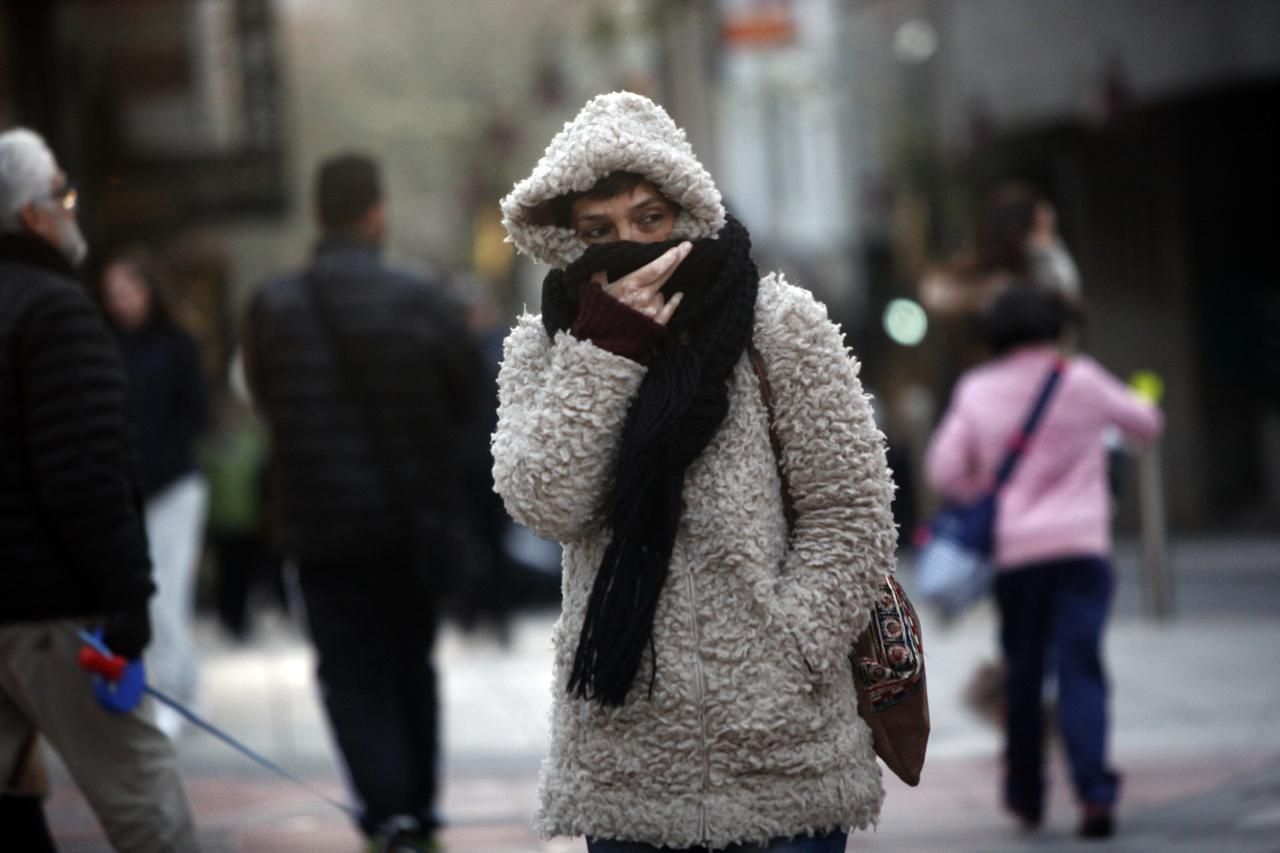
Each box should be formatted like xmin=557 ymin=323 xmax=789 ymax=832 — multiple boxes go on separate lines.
xmin=492 ymin=92 xmax=898 ymax=852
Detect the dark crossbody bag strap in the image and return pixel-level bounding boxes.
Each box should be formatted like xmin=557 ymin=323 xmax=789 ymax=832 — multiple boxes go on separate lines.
xmin=300 ymin=270 xmax=416 ymax=530
xmin=991 ymin=355 xmax=1068 ymax=491
xmin=747 ymin=341 xmax=797 ymax=535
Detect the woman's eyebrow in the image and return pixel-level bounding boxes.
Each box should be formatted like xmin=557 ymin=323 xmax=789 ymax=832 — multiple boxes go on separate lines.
xmin=573 ymin=193 xmax=667 ymax=226
xmin=628 ymin=194 xmax=665 ymax=211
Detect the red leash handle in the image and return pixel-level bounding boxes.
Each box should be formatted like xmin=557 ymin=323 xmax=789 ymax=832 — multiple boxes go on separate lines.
xmin=77 ymin=644 xmax=127 ymax=682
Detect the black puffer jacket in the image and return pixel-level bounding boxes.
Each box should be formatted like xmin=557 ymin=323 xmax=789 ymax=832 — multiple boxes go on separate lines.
xmin=246 ymin=239 xmax=484 ymax=565
xmin=0 ymin=235 xmax=154 ymax=622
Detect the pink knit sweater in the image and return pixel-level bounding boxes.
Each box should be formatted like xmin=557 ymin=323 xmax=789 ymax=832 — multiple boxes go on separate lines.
xmin=924 ymin=345 xmax=1163 ymax=569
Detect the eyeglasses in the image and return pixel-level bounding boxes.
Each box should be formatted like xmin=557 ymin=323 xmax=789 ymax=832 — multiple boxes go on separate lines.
xmin=46 ymin=183 xmax=77 ymax=213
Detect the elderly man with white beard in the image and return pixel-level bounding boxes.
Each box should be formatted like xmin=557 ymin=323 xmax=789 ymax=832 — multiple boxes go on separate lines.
xmin=0 ymin=127 xmax=199 ymax=852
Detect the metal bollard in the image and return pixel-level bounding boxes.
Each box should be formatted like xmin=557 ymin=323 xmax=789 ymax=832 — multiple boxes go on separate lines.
xmin=1136 ymin=439 xmax=1173 ymax=620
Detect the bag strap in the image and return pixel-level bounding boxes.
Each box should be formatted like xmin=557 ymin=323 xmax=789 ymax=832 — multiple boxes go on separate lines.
xmin=747 ymin=341 xmax=797 ymax=536
xmin=991 ymin=356 xmax=1068 ymax=490
xmin=750 ymin=342 xmax=908 ymax=654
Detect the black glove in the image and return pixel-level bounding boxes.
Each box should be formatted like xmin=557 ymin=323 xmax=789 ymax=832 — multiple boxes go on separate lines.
xmin=100 ymin=606 xmax=152 ymax=661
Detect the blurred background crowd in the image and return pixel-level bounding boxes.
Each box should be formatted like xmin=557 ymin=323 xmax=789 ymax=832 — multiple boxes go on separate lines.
xmin=1 ymin=1 xmax=1277 ymax=849
xmin=4 ymin=0 xmax=1276 ymax=560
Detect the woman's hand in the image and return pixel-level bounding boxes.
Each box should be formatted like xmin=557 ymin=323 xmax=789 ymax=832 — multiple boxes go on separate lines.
xmin=591 ymin=241 xmax=690 ymax=326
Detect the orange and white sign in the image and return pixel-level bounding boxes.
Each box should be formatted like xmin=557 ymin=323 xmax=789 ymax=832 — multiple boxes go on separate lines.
xmin=720 ymin=0 xmax=796 ymax=49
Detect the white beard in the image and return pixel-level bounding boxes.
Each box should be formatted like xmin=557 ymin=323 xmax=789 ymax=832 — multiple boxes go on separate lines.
xmin=53 ymin=214 xmax=88 ymax=267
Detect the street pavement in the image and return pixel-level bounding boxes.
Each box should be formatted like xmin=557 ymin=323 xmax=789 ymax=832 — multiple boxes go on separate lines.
xmin=43 ymin=534 xmax=1280 ymax=852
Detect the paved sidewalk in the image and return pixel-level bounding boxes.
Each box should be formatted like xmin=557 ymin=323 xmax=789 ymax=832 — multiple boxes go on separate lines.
xmin=44 ymin=534 xmax=1280 ymax=851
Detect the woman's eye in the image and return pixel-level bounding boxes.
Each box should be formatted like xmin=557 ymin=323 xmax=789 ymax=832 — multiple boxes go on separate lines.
xmin=580 ymin=225 xmax=612 ymax=240
xmin=640 ymin=211 xmax=666 ymax=227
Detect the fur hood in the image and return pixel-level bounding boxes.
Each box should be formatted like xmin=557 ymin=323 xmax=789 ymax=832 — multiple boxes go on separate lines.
xmin=499 ymin=91 xmax=727 ymax=269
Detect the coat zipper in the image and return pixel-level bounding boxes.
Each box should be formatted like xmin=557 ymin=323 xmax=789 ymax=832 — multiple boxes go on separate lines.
xmin=681 ymin=543 xmax=712 ymax=843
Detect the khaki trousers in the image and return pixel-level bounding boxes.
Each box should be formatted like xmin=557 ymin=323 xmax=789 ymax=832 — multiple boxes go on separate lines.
xmin=0 ymin=620 xmax=199 ymax=852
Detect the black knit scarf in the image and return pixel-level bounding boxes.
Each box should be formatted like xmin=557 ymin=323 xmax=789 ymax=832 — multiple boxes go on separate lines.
xmin=541 ymin=214 xmax=759 ymax=707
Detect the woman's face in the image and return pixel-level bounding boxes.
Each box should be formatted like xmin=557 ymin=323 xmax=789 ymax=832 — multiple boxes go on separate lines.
xmin=1028 ymin=201 xmax=1058 ymax=247
xmin=571 ymin=180 xmax=678 ymax=245
xmin=101 ymin=260 xmax=152 ymax=331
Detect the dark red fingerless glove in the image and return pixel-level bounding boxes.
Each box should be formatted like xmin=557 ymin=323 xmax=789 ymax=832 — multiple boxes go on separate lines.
xmin=570 ymin=280 xmax=666 ymax=364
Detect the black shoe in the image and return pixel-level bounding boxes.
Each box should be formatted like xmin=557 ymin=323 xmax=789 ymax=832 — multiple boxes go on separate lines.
xmin=1005 ymin=803 xmax=1042 ymax=832
xmin=1079 ymin=804 xmax=1115 ymax=839
xmin=0 ymin=794 xmax=58 ymax=853
xmin=369 ymin=815 xmax=441 ymax=853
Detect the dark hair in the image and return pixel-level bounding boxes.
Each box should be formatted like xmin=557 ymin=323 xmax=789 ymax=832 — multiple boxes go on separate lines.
xmin=975 ymin=181 xmax=1042 ymax=277
xmin=534 ymin=171 xmax=671 ymax=228
xmin=315 ymin=153 xmax=382 ymax=231
xmin=975 ymin=283 xmax=1074 ymax=355
xmin=95 ymin=245 xmax=175 ymax=330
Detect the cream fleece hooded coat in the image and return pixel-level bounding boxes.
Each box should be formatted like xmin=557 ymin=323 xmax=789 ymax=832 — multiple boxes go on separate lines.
xmin=494 ymin=92 xmax=897 ymax=848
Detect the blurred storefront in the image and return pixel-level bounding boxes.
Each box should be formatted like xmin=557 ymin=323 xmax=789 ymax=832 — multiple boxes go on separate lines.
xmin=0 ymin=0 xmax=288 ymax=384
xmin=831 ymin=0 xmax=1280 ymax=532
xmin=650 ymin=0 xmax=1279 ymax=532
xmin=3 ymin=0 xmax=1275 ymax=532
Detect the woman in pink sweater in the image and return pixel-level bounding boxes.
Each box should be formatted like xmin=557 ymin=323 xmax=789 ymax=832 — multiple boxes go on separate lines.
xmin=925 ymin=286 xmax=1162 ymax=839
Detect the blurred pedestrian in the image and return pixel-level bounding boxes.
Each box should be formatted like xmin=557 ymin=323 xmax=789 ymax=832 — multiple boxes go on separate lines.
xmin=198 ymin=393 xmax=283 ymax=642
xmin=95 ymin=246 xmax=210 ymax=739
xmin=924 ymin=285 xmax=1163 ymax=839
xmin=493 ymin=91 xmax=897 ymax=851
xmin=921 ymin=180 xmax=1082 ymax=321
xmin=244 ymin=152 xmax=484 ymax=851
xmin=0 ymin=127 xmax=198 ymax=850
xmin=448 ymin=282 xmax=518 ymax=640
xmin=919 ymin=181 xmax=1095 ymax=734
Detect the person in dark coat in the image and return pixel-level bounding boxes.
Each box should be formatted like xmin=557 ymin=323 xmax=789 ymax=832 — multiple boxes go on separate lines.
xmin=0 ymin=127 xmax=198 ymax=851
xmin=95 ymin=246 xmax=210 ymax=739
xmin=244 ymin=152 xmax=484 ymax=850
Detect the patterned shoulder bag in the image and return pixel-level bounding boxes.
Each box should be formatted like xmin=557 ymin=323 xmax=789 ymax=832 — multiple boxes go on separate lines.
xmin=747 ymin=342 xmax=929 ymax=787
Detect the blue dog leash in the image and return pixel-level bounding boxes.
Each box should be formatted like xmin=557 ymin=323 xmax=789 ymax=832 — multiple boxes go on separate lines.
xmin=76 ymin=628 xmax=358 ymax=819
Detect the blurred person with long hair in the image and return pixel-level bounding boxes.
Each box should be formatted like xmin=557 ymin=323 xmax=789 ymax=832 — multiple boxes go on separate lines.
xmin=492 ymin=92 xmax=897 ymax=852
xmin=921 ymin=181 xmax=1081 ymax=322
xmin=95 ymin=247 xmax=210 ymax=739
xmin=923 ymin=285 xmax=1162 ymax=839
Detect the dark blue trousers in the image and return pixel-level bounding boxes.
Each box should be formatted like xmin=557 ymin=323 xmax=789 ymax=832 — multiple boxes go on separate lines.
xmin=298 ymin=559 xmax=440 ymax=837
xmin=587 ymin=829 xmax=848 ymax=852
xmin=994 ymin=556 xmax=1119 ymax=819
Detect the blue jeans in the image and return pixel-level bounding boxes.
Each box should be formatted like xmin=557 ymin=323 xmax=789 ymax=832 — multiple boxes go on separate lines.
xmin=994 ymin=556 xmax=1120 ymax=819
xmin=586 ymin=829 xmax=848 ymax=852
